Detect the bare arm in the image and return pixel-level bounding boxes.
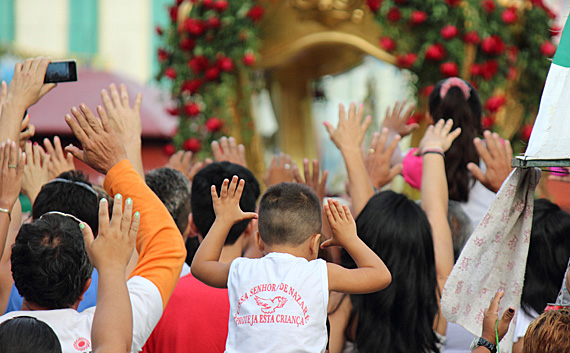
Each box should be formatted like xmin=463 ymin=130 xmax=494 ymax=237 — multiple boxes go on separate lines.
xmin=191 ymin=177 xmax=257 ymax=288
xmin=323 ymin=199 xmax=391 ymax=294
xmin=327 ymin=292 xmax=352 ymax=353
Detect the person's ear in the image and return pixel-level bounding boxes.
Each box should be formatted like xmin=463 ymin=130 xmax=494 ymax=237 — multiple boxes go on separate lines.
xmin=255 ymin=231 xmax=264 ymax=252
xmin=309 ymin=233 xmax=321 ymax=257
xmin=188 ymin=214 xmax=200 ymax=238
xmin=244 ymin=218 xmax=257 ymax=238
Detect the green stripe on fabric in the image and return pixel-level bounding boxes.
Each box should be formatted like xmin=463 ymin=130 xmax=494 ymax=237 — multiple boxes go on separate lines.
xmin=68 ymin=0 xmax=99 ymax=54
xmin=554 ymin=16 xmax=570 ymax=68
xmin=0 ymin=0 xmax=15 ymax=43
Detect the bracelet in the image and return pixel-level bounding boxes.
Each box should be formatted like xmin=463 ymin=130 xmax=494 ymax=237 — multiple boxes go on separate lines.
xmin=421 ymin=150 xmax=445 ymax=158
xmin=0 ymin=208 xmax=10 ymax=222
xmin=420 ymin=146 xmax=444 ymax=155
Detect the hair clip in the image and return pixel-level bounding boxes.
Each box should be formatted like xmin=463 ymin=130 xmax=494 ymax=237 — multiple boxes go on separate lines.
xmin=440 ymin=77 xmax=471 ymax=100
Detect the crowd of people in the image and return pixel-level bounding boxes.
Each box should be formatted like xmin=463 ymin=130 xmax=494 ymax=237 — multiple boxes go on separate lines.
xmin=0 ymin=56 xmax=568 ymax=353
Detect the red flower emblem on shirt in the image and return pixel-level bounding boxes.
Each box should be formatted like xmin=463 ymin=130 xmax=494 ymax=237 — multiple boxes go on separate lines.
xmin=73 ymin=337 xmax=91 ymax=351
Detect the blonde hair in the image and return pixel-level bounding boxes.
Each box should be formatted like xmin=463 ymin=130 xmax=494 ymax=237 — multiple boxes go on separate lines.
xmin=523 ymin=308 xmax=570 ymax=353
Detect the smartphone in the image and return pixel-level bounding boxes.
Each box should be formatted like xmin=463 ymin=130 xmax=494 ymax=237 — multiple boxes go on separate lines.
xmin=44 ymin=60 xmax=78 ymax=83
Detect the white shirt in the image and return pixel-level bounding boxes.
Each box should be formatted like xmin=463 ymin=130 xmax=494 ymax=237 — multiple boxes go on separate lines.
xmin=226 ymin=252 xmax=329 ymax=353
xmin=0 ymin=276 xmax=162 ymax=353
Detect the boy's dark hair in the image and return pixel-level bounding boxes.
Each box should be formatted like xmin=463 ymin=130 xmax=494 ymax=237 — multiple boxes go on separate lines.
xmin=11 ymin=214 xmax=93 ymax=309
xmin=146 ymin=168 xmax=191 ymax=234
xmin=32 ymin=170 xmax=99 ymax=234
xmin=0 ymin=316 xmax=62 ymax=353
xmin=191 ymin=162 xmax=260 ymax=245
xmin=258 ymin=183 xmax=322 ymax=245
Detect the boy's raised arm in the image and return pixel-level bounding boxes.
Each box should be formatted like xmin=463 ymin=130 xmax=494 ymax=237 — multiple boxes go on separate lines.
xmin=191 ymin=176 xmax=257 ymax=288
xmin=323 ymin=199 xmax=391 ymax=294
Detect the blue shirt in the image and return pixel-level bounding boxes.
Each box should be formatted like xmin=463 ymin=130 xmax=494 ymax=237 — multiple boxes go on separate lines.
xmin=4 ymin=269 xmax=99 ymax=313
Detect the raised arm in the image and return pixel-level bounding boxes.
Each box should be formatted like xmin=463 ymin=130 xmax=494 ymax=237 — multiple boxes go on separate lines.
xmin=82 ymin=195 xmax=140 ymax=353
xmin=418 ymin=119 xmax=461 ymax=334
xmin=0 ymin=141 xmax=25 ymax=260
xmin=323 ymin=199 xmax=391 ymax=294
xmin=467 ymin=130 xmax=513 ymax=193
xmin=191 ymin=176 xmax=257 ymax=288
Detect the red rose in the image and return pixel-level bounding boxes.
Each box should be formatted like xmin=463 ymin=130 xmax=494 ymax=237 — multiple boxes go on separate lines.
xmin=481 ymin=35 xmax=505 ymax=55
xmin=410 ymin=11 xmax=428 ymax=25
xmin=540 ymin=41 xmax=556 ymax=57
xmin=179 ymin=38 xmax=196 ymax=51
xmin=485 ymin=95 xmax=507 ymax=113
xmin=163 ymin=143 xmax=176 ymax=156
xmin=184 ymin=102 xmax=201 ymax=116
xmin=164 ymin=67 xmax=177 ymax=79
xmin=482 ymin=116 xmax=495 ymax=130
xmin=247 ymin=5 xmax=265 ymax=22
xmin=440 ymin=62 xmax=459 ymax=77
xmin=213 ymin=1 xmax=229 ymax=12
xmin=502 ymin=7 xmax=517 ymax=24
xmin=184 ymin=18 xmax=206 ymax=36
xmin=463 ymin=31 xmax=480 ymax=44
xmin=507 ymin=67 xmax=517 ymax=80
xmin=520 ymin=124 xmax=533 ymax=142
xmin=441 ymin=25 xmax=458 ymax=40
xmin=156 ymin=26 xmax=163 ymax=36
xmin=207 ymin=16 xmax=221 ymax=29
xmin=166 ymin=107 xmax=179 ymax=116
xmin=180 ymin=79 xmax=202 ymax=94
xmin=425 ymin=43 xmax=446 ymax=61
xmin=205 ymin=67 xmax=220 ymax=81
xmin=367 ymin=0 xmax=382 ymax=12
xmin=482 ymin=0 xmax=496 ymax=13
xmin=420 ymin=85 xmax=434 ymax=97
xmin=396 ymin=53 xmax=418 ymax=69
xmin=445 ymin=0 xmax=461 ymax=6
xmin=217 ymin=57 xmax=234 ymax=72
xmin=379 ymin=36 xmax=397 ymax=52
xmin=203 ymin=0 xmax=213 ymax=8
xmin=188 ymin=56 xmax=209 ymax=73
xmin=182 ymin=138 xmax=202 ymax=153
xmin=205 ymin=117 xmax=224 ymax=132
xmin=158 ymin=48 xmax=169 ymax=62
xmin=394 ymin=0 xmax=406 ymax=4
xmin=243 ymin=53 xmax=256 ymax=66
xmin=481 ymin=60 xmax=499 ymax=80
xmin=169 ymin=6 xmax=179 ymax=22
xmin=507 ymin=46 xmax=519 ymax=64
xmin=470 ymin=63 xmax=482 ymax=77
xmin=530 ymin=0 xmax=544 ymax=6
xmin=387 ymin=7 xmax=401 ymax=22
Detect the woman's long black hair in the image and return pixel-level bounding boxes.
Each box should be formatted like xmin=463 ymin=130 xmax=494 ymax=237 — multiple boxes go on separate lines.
xmin=429 ymin=79 xmax=482 ymax=202
xmin=338 ymin=191 xmax=440 ymax=353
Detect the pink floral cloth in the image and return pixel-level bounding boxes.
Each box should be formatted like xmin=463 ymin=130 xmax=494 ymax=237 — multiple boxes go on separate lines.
xmin=441 ymin=167 xmax=541 ymax=353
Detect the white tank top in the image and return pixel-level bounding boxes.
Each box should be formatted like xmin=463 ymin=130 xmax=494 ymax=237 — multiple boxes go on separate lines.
xmin=226 ymin=252 xmax=329 ymax=353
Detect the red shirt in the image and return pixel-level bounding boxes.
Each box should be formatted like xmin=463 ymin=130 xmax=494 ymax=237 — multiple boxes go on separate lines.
xmin=142 ymin=274 xmax=229 ymax=353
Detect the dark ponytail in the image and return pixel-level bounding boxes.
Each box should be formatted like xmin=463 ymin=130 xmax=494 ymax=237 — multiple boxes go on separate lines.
xmin=429 ymin=78 xmax=482 ymax=202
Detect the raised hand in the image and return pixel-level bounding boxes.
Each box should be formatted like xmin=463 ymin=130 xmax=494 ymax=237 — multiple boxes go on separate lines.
xmin=364 ymin=128 xmax=402 ymax=189
xmin=293 ymin=158 xmax=328 ymax=202
xmin=418 ymin=119 xmax=462 ymax=154
xmin=18 ymin=114 xmax=35 ymax=149
xmin=381 ymin=100 xmax=418 ymax=137
xmin=21 ymin=141 xmax=49 ymax=204
xmin=64 ymin=104 xmax=127 ymax=174
xmin=211 ymin=176 xmax=257 ymax=226
xmin=165 ymin=150 xmax=204 ymax=182
xmin=481 ymin=290 xmax=515 ymax=345
xmin=0 ymin=81 xmax=7 ymax=117
xmin=321 ymin=198 xmax=357 ymax=249
xmin=264 ymin=153 xmax=296 ymax=187
xmin=43 ymin=136 xmax=75 ymax=179
xmin=467 ymin=131 xmax=513 ymax=193
xmin=211 ymin=136 xmax=247 ymax=167
xmin=100 ymin=84 xmax=142 ymax=145
xmin=0 ymin=140 xmax=25 ymax=211
xmin=325 ymin=103 xmax=371 ymax=152
xmin=6 ymin=57 xmax=56 ymax=109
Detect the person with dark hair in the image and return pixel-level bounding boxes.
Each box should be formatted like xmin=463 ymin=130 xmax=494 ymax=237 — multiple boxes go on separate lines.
xmin=192 ymin=176 xmax=391 ymax=352
xmin=0 ymin=316 xmax=62 ymax=353
xmin=4 ymin=169 xmax=101 ymax=314
xmin=511 ymin=199 xmax=570 ymax=352
xmin=326 ymin=104 xmax=460 ymax=352
xmin=0 ymin=103 xmax=186 ymax=353
xmin=522 ymin=308 xmax=570 ymax=353
xmin=143 ymin=161 xmax=261 ymax=353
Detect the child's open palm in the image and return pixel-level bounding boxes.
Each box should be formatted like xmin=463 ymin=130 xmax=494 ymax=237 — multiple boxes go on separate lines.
xmin=418 ymin=119 xmax=461 ymax=153
xmin=211 ymin=176 xmax=258 ymax=226
xmin=321 ymin=198 xmax=357 ymax=249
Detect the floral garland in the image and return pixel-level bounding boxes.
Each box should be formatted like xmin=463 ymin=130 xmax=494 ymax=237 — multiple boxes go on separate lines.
xmin=157 ymin=0 xmax=557 ymax=154
xmin=156 ymin=0 xmax=264 ymax=155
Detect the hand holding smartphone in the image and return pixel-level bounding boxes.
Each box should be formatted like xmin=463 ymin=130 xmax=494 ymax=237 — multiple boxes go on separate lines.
xmin=44 ymin=60 xmax=78 ymax=83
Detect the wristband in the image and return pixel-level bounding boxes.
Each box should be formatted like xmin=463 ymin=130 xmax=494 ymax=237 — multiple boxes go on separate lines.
xmin=0 ymin=208 xmax=10 ymax=221
xmin=421 ymin=147 xmax=445 ymax=158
